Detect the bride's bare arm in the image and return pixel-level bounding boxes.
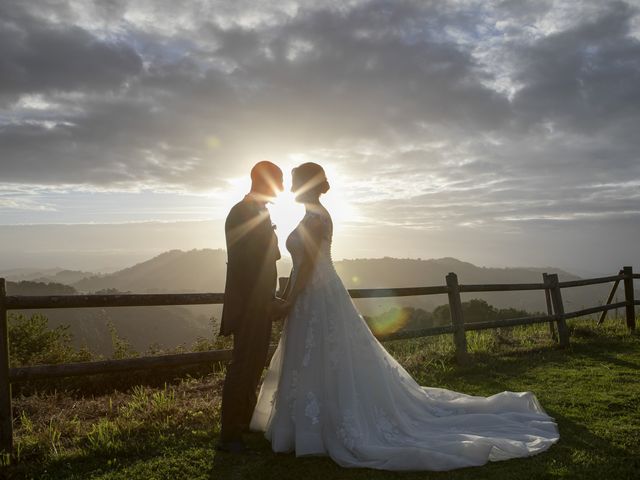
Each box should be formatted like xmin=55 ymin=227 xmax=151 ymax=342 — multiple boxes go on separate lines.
xmin=284 ymin=215 xmax=326 ymax=305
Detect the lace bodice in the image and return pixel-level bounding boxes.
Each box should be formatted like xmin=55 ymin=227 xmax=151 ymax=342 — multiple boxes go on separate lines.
xmin=285 ymin=210 xmax=333 ymax=271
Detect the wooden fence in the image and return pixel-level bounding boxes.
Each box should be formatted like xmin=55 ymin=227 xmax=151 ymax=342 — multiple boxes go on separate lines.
xmin=0 ymin=266 xmax=637 ymax=454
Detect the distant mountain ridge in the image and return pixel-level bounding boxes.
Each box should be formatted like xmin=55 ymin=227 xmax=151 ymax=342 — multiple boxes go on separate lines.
xmin=7 ymin=249 xmax=617 ymax=313
xmin=73 ymin=249 xmax=229 ymax=293
xmin=6 ymin=250 xmax=624 ymax=354
xmin=333 ymin=256 xmax=611 ymax=314
xmin=62 ymin=249 xmax=615 ymax=314
xmin=66 ymin=250 xmax=584 ymax=291
xmin=37 ymin=270 xmax=95 ymax=285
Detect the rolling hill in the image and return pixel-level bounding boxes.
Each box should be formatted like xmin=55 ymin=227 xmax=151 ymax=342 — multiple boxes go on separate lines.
xmin=72 ymin=250 xmax=615 ymax=315
xmin=6 ymin=250 xmax=625 ymax=354
xmin=73 ymin=249 xmax=230 ymax=293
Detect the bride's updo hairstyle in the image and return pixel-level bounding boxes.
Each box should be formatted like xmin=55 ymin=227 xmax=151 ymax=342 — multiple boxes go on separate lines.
xmin=291 ymin=162 xmax=330 ymax=202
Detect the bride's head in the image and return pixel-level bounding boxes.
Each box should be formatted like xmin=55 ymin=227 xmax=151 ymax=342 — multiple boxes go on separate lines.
xmin=291 ymin=162 xmax=330 ymax=203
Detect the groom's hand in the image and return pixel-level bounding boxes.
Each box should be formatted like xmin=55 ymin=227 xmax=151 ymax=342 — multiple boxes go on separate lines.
xmin=269 ymin=297 xmax=291 ymax=321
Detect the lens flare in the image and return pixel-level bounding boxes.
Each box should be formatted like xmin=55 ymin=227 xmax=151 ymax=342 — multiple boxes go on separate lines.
xmin=206 ymin=135 xmax=221 ymax=149
xmin=368 ymin=307 xmax=411 ymax=336
xmin=292 ymin=171 xmax=326 ymax=200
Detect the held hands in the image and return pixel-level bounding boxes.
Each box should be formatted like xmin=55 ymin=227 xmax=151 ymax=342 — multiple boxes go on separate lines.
xmin=268 ymin=296 xmax=292 ymax=322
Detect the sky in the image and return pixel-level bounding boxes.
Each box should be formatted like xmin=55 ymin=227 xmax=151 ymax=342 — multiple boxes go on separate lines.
xmin=0 ymin=0 xmax=639 ymax=275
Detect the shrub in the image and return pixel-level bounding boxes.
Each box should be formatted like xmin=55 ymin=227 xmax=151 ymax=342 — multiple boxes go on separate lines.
xmin=8 ymin=313 xmax=92 ymax=367
xmin=107 ymin=321 xmax=139 ymax=359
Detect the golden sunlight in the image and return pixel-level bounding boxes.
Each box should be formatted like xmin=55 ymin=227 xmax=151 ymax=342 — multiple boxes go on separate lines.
xmin=220 ymin=161 xmax=358 ymax=251
xmin=270 ymin=189 xmax=305 ymax=246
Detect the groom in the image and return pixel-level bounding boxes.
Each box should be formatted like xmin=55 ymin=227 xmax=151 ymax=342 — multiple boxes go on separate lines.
xmin=217 ymin=161 xmax=289 ymax=453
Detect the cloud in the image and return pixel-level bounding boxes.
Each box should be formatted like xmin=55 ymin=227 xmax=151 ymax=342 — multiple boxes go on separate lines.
xmin=511 ymin=1 xmax=640 ymax=134
xmin=0 ymin=0 xmax=511 ymax=189
xmin=0 ymin=1 xmax=142 ymax=100
xmin=0 ymin=0 xmax=638 ymax=245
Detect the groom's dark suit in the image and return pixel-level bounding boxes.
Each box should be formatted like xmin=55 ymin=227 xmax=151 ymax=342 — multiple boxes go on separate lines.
xmin=219 ymin=194 xmax=281 ymax=443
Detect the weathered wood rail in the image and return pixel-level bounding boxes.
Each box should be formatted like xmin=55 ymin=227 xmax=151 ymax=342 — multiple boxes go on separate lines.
xmin=0 ymin=266 xmax=636 ymax=454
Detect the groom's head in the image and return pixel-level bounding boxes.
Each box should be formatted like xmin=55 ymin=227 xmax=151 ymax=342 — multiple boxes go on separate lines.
xmin=250 ymin=161 xmax=284 ymax=198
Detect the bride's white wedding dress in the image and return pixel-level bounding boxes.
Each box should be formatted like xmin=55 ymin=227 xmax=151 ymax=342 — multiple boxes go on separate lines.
xmin=250 ymin=210 xmax=559 ymax=471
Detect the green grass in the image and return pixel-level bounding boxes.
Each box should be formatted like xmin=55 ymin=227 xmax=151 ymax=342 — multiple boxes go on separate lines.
xmin=3 ymin=318 xmax=639 ymax=479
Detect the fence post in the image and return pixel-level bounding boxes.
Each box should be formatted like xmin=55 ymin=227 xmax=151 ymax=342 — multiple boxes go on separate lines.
xmin=0 ymin=278 xmax=12 ymax=455
xmin=622 ymin=266 xmax=636 ymax=331
xmin=598 ymin=269 xmax=623 ymax=326
xmin=547 ymin=274 xmax=570 ymax=348
xmin=446 ymin=273 xmax=467 ymax=364
xmin=542 ymin=273 xmax=557 ymax=341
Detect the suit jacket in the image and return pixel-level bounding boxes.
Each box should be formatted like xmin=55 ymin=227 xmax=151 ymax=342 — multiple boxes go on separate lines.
xmin=219 ymin=196 xmax=281 ymax=336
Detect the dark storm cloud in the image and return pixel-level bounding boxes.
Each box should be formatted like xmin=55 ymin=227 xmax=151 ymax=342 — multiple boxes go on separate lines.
xmin=0 ymin=0 xmax=142 ymax=101
xmin=0 ymin=0 xmax=638 ymax=235
xmin=0 ymin=0 xmax=512 ymax=189
xmin=511 ymin=1 xmax=640 ymax=134
xmin=227 ymin=1 xmax=512 ymax=135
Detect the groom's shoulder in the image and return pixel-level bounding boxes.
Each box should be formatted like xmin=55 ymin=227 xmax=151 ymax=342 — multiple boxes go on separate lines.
xmin=226 ymin=199 xmax=253 ymax=223
xmin=228 ymin=199 xmax=245 ymax=213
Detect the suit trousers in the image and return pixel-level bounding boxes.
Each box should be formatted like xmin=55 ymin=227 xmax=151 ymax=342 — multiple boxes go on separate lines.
xmin=219 ymin=310 xmax=273 ymax=442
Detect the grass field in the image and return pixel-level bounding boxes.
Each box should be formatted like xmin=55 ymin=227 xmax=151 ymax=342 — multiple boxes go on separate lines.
xmin=2 ymin=318 xmax=639 ymax=479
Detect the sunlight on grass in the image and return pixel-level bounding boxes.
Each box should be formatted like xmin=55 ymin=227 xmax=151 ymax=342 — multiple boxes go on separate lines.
xmin=86 ymin=419 xmax=123 ymax=454
xmin=4 ymin=317 xmax=639 ymax=479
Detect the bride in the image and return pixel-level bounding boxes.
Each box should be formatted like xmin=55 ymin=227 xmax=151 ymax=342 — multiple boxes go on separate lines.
xmin=250 ymin=162 xmax=559 ymax=471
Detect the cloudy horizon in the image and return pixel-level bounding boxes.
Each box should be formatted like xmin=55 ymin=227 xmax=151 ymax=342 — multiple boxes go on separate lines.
xmin=1 ymin=0 xmax=639 ymax=276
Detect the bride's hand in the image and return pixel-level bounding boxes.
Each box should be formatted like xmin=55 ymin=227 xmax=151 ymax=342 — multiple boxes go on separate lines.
xmin=269 ymin=297 xmax=292 ymax=321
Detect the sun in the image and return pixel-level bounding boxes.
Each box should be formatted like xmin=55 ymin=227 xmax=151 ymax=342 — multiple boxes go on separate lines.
xmin=269 ymin=190 xmax=305 ymax=247
xmin=220 ymin=161 xmax=358 ymax=251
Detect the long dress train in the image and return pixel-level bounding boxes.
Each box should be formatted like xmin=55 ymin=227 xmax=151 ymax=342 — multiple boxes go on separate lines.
xmin=250 ymin=211 xmax=559 ymax=471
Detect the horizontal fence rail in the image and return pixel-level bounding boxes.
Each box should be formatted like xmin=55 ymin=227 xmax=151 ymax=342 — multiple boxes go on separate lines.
xmin=347 ymin=286 xmax=449 ymax=298
xmin=458 ymin=283 xmax=546 ymax=292
xmin=11 ymin=348 xmax=234 ymax=381
xmin=0 ymin=265 xmax=637 ymax=455
xmin=557 ymin=275 xmax=626 ymax=288
xmin=9 ymin=325 xmax=462 ymax=382
xmin=5 ymin=293 xmax=225 ymax=310
xmin=9 ymin=346 xmax=275 ymax=382
xmin=563 ymin=301 xmax=629 ymax=320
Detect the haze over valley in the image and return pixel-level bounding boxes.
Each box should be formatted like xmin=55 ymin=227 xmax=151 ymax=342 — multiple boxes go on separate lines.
xmin=4 ymin=249 xmax=629 ymax=355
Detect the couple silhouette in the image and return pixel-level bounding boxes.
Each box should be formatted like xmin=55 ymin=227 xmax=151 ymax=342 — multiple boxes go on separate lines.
xmin=216 ymin=161 xmax=559 ymax=471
